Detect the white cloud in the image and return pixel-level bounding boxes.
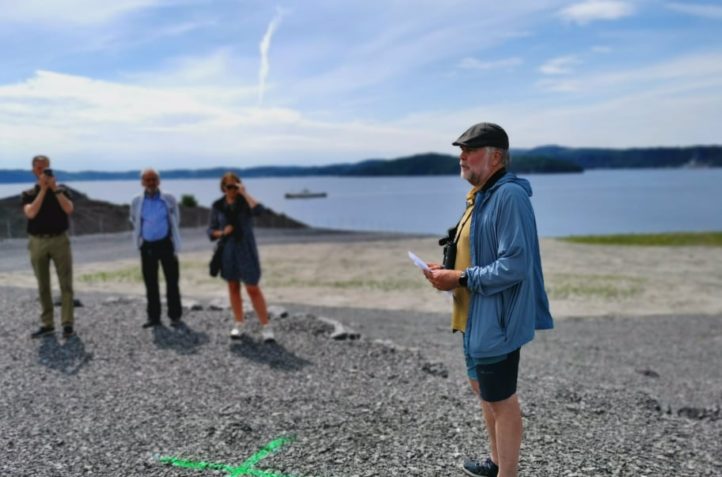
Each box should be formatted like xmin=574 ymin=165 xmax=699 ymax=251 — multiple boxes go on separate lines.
xmin=1 ymin=48 xmax=721 ymax=170
xmin=666 ymin=2 xmax=722 ymax=19
xmin=277 ymin=19 xmax=534 ymax=107
xmin=155 ymin=20 xmax=217 ymax=37
xmin=559 ymin=1 xmax=635 ymax=25
xmin=0 ymin=69 xmax=446 ymax=168
xmin=123 ymin=49 xmax=262 ymax=105
xmin=539 ymin=55 xmax=582 ymax=75
xmin=458 ymin=57 xmax=523 ymax=71
xmin=0 ymin=2 xmax=718 ymax=169
xmin=144 ymin=49 xmax=241 ymax=85
xmin=537 ymin=78 xmax=582 ymax=92
xmin=0 ymin=70 xmax=300 ymax=164
xmin=93 ymin=19 xmax=218 ymax=49
xmin=0 ymin=0 xmax=162 ymax=25
xmin=512 ymin=91 xmax=722 ymax=148
xmin=258 ymin=9 xmax=285 ymax=105
xmin=0 ymin=71 xmax=231 ymax=126
xmin=537 ymin=51 xmax=722 ymax=94
xmin=395 ymin=51 xmax=722 ymax=148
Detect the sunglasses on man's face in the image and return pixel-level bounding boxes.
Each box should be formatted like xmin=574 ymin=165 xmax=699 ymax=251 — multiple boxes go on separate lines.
xmin=224 ymin=184 xmax=238 ymax=190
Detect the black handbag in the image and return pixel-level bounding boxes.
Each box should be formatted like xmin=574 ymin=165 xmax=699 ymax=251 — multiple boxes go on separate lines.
xmin=209 ymin=239 xmax=225 ymax=277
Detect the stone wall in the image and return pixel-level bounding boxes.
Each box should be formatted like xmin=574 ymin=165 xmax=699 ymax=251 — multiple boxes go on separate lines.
xmin=0 ymin=188 xmax=306 ymax=239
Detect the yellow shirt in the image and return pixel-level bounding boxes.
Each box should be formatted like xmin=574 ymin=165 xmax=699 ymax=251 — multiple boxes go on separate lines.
xmin=451 ymin=185 xmax=482 ymax=332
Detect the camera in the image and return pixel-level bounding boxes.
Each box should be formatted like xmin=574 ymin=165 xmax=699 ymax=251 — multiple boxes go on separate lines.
xmin=439 ymin=225 xmax=458 ymax=269
xmin=43 ymin=168 xmax=54 ymax=177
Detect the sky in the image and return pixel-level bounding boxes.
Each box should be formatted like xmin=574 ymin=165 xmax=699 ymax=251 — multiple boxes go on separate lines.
xmin=1 ymin=0 xmax=721 ymax=171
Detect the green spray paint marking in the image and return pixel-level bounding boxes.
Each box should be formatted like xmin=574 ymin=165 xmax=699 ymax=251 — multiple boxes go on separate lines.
xmin=160 ymin=436 xmax=296 ymax=477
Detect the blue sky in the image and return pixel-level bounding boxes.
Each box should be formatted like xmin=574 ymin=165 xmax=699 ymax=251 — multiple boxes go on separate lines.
xmin=1 ymin=0 xmax=721 ymax=171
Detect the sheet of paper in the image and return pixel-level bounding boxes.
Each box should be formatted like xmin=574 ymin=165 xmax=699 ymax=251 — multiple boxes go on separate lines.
xmin=408 ymin=251 xmax=453 ymax=299
xmin=407 ymin=250 xmax=429 ymax=271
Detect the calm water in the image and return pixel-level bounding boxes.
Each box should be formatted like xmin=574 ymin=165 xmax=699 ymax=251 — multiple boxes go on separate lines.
xmin=2 ymin=169 xmax=721 ymax=237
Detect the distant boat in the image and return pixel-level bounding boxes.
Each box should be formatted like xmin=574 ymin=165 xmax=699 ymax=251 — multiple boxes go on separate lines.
xmin=284 ymin=188 xmax=328 ymax=199
xmin=682 ymin=156 xmax=709 ymax=169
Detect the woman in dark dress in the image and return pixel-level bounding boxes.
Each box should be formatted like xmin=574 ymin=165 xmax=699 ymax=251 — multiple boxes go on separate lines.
xmin=208 ymin=172 xmax=273 ymax=341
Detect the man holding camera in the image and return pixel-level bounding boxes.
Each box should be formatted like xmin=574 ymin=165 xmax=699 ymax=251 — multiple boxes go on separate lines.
xmin=130 ymin=168 xmax=183 ymax=328
xmin=22 ymin=155 xmax=76 ymax=339
xmin=423 ymin=123 xmax=553 ymax=477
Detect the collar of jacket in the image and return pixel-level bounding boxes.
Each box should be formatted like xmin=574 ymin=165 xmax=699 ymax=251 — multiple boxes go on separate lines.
xmin=481 ymin=168 xmax=507 ymax=192
xmin=474 ymin=168 xmax=509 ymax=207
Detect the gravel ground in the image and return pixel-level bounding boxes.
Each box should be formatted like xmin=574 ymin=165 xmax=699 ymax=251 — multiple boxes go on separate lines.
xmin=1 ymin=286 xmax=720 ymax=476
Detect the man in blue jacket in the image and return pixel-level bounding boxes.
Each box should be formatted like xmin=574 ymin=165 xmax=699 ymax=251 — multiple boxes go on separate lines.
xmin=424 ymin=122 xmax=553 ymax=477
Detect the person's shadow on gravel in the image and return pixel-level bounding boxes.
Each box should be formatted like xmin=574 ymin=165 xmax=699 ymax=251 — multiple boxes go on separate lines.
xmin=152 ymin=322 xmax=209 ymax=355
xmin=230 ymin=337 xmax=312 ymax=372
xmin=37 ymin=335 xmax=93 ymax=375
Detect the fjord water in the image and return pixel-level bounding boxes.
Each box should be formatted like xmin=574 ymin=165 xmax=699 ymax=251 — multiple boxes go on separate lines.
xmin=2 ymin=169 xmax=720 ymax=237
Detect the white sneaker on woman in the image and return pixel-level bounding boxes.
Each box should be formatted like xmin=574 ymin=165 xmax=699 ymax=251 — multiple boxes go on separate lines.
xmin=261 ymin=323 xmax=275 ymax=342
xmin=230 ymin=321 xmax=246 ymax=340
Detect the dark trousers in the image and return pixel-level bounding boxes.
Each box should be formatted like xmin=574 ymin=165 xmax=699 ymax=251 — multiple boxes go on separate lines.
xmin=140 ymin=237 xmax=182 ymax=322
xmin=29 ymin=233 xmax=74 ymax=327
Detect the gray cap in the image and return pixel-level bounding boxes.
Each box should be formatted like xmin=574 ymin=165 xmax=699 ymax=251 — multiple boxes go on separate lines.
xmin=452 ymin=122 xmax=509 ymax=150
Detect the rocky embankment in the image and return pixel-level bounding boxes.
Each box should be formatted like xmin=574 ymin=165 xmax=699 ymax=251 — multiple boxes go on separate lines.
xmin=0 ymin=187 xmax=306 ymax=238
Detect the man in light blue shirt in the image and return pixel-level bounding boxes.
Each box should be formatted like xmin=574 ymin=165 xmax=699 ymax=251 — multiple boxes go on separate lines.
xmin=130 ymin=169 xmax=183 ymax=328
xmin=140 ymin=193 xmax=169 ymax=242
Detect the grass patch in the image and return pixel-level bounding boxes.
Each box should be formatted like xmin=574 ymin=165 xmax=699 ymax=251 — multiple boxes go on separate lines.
xmin=78 ymin=267 xmax=145 ymax=284
xmin=560 ymin=231 xmax=722 ymax=247
xmin=546 ymin=273 xmax=646 ymax=300
xmin=264 ymin=276 xmax=424 ymax=291
xmin=78 ymin=261 xmax=208 ymax=284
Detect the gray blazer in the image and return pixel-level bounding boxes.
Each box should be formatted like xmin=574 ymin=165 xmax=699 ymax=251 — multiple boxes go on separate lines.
xmin=130 ymin=191 xmax=182 ymax=252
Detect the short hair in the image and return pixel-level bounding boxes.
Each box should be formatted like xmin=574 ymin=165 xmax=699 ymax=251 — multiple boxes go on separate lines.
xmin=220 ymin=171 xmax=241 ymax=192
xmin=485 ymin=147 xmax=511 ymax=168
xmin=32 ymin=155 xmax=50 ymax=166
xmin=140 ymin=168 xmax=160 ymax=180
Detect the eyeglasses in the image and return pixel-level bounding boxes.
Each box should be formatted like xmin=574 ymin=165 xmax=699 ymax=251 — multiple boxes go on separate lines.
xmin=224 ymin=184 xmax=238 ymax=190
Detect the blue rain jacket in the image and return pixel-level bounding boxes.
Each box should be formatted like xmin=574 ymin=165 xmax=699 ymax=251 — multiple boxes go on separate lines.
xmin=464 ymin=172 xmax=553 ymax=359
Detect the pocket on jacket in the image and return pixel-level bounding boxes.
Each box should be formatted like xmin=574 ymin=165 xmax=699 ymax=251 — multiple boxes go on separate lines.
xmin=467 ymin=300 xmax=506 ymax=357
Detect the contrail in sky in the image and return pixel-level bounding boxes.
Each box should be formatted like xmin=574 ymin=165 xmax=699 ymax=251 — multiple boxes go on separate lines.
xmin=258 ymin=9 xmax=284 ymax=105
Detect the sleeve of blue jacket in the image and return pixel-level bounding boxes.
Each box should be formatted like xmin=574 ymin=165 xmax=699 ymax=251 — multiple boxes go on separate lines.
xmin=465 ymin=186 xmax=535 ymax=296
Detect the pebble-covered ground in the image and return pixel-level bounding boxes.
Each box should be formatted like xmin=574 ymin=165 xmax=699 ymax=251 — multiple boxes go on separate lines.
xmin=1 ymin=286 xmax=720 ymax=476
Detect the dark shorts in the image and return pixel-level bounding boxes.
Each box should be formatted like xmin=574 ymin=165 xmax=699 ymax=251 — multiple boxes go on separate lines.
xmin=470 ymin=348 xmax=520 ymax=403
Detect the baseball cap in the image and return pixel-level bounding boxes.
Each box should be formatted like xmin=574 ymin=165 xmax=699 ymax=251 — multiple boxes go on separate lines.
xmin=452 ymin=122 xmax=509 ymax=150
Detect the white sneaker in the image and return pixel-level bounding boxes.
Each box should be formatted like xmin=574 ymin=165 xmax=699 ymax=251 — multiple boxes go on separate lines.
xmin=230 ymin=321 xmax=246 ymax=340
xmin=261 ymin=323 xmax=275 ymax=342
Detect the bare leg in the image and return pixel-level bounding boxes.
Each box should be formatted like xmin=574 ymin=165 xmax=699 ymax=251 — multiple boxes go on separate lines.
xmin=470 ymin=379 xmax=499 ymax=465
xmin=227 ymin=280 xmax=243 ymax=322
xmin=245 ymin=284 xmax=269 ymax=325
xmin=486 ymin=394 xmax=522 ymax=477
